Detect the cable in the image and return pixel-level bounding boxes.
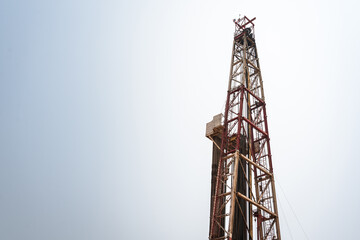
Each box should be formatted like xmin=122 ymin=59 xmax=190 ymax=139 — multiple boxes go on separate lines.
xmin=276 ymin=177 xmax=310 ymax=240
xmin=277 ymin=196 xmax=294 ymax=240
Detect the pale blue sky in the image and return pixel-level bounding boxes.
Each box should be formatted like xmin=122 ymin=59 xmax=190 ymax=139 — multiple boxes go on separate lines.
xmin=1 ymin=0 xmax=360 ymax=239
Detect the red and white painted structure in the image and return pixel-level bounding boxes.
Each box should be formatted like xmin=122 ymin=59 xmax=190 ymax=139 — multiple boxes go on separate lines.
xmin=206 ymin=16 xmax=281 ymax=240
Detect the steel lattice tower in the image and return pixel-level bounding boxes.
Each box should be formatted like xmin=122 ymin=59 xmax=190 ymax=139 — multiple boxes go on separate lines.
xmin=206 ymin=16 xmax=281 ymax=240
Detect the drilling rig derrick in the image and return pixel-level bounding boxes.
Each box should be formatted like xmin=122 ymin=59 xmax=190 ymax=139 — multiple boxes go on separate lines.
xmin=206 ymin=16 xmax=281 ymax=240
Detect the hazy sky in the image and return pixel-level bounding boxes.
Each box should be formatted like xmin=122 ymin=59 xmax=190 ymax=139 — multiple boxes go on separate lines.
xmin=1 ymin=0 xmax=360 ymax=239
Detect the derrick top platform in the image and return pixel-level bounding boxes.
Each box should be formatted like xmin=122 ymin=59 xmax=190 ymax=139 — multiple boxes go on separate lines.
xmin=233 ymin=16 xmax=256 ymax=41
